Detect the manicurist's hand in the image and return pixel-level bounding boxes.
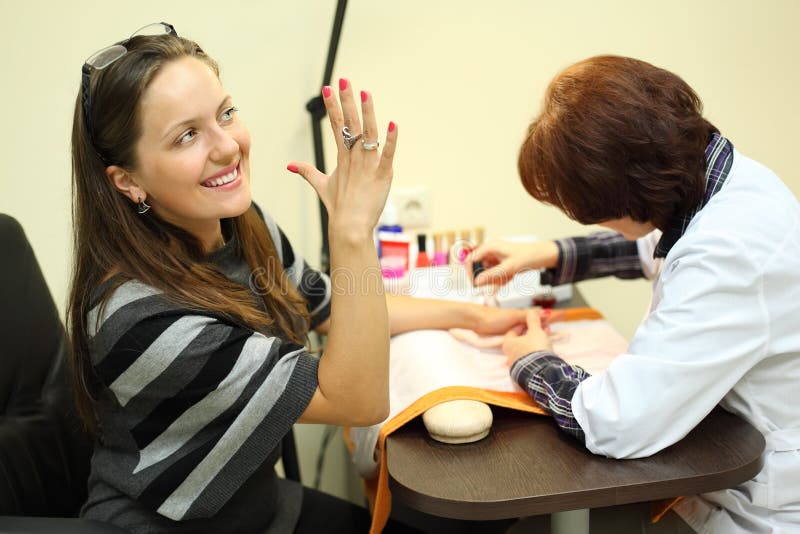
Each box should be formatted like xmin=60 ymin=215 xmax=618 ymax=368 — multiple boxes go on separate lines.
xmin=502 ymin=310 xmax=553 ymax=366
xmin=469 ymin=240 xmax=559 ymax=288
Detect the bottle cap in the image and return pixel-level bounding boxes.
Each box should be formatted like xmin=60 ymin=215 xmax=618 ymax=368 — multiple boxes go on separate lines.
xmin=472 ymin=261 xmax=486 ymax=280
xmin=433 ymin=233 xmax=443 ymax=252
xmin=416 ymin=233 xmax=427 ymax=252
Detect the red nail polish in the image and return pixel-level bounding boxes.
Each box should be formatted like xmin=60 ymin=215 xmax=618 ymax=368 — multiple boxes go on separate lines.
xmin=388 ymin=121 xmax=396 ymax=133
xmin=287 ymin=164 xmax=299 ymax=173
xmin=339 ymin=78 xmax=348 ymax=91
xmin=322 ymin=86 xmax=331 ymax=98
xmin=360 ymin=90 xmax=367 ymax=103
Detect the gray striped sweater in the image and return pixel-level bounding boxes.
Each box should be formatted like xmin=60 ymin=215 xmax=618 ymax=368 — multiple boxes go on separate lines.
xmin=81 ymin=208 xmax=331 ymax=533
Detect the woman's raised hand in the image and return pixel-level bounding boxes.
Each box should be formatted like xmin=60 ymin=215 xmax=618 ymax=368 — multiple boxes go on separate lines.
xmin=289 ymin=80 xmax=396 ymax=427
xmin=469 ymin=239 xmax=560 ymax=288
xmin=288 ymin=79 xmax=397 ymax=236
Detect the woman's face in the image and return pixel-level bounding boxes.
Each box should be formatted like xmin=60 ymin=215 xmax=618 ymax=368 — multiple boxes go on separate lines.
xmin=129 ymin=55 xmax=252 ymax=246
xmin=598 ymin=217 xmax=655 ymax=240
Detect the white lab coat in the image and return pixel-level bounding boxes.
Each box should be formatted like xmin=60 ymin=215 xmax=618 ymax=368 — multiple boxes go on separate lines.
xmin=571 ymin=150 xmax=800 ymax=533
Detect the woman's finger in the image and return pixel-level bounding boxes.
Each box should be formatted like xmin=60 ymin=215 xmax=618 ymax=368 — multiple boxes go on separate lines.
xmin=510 ymin=323 xmax=527 ymax=336
xmin=338 ymin=78 xmax=363 ymax=150
xmin=468 ymin=243 xmax=495 ymax=263
xmin=359 ymin=89 xmax=379 ymax=156
xmin=538 ymin=308 xmax=552 ymax=327
xmin=286 ymin=162 xmax=329 ymax=202
xmin=322 ymin=85 xmax=347 ymax=156
xmin=376 ymin=121 xmax=398 ymax=179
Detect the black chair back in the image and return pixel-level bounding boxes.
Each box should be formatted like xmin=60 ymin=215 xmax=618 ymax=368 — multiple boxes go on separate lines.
xmin=0 ymin=214 xmax=91 ymax=517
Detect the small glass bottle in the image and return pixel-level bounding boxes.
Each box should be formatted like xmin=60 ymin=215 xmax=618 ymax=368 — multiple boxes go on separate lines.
xmin=532 ymin=286 xmax=557 ymax=308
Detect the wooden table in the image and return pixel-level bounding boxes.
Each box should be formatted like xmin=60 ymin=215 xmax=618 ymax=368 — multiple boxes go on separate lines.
xmin=387 ymin=407 xmax=764 ymax=532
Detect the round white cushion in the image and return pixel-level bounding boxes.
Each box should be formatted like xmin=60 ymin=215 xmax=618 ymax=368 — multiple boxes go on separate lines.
xmin=422 ymin=400 xmax=493 ymax=444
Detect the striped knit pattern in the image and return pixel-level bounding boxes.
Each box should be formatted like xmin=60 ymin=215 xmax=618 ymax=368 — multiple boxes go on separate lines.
xmin=84 ymin=206 xmax=329 ymax=524
xmin=253 ymin=205 xmax=332 ymax=328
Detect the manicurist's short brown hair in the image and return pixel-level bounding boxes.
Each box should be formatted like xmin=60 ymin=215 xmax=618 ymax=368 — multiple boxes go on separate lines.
xmin=518 ymin=55 xmax=718 ymax=230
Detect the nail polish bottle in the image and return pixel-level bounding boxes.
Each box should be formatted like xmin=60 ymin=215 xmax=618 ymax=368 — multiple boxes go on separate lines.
xmin=415 ymin=233 xmax=431 ymax=268
xmin=444 ymin=230 xmax=456 ymax=263
xmin=449 ymin=229 xmax=472 ymax=295
xmin=470 ymin=250 xmax=498 ymax=307
xmin=472 ymin=260 xmax=486 ymax=280
xmin=532 ymin=287 xmax=557 ymax=308
xmin=457 ymin=229 xmax=472 ymax=264
xmin=432 ymin=233 xmax=447 ymax=266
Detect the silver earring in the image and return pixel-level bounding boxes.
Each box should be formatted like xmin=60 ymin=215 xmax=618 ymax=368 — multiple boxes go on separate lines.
xmin=137 ymin=196 xmax=151 ymax=215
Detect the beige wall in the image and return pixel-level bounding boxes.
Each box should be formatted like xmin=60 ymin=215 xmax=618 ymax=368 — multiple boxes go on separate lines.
xmin=1 ymin=0 xmax=797 ymax=501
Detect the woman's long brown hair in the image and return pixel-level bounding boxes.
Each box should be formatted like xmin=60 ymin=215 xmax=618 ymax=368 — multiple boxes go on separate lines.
xmin=68 ymin=34 xmax=309 ymax=434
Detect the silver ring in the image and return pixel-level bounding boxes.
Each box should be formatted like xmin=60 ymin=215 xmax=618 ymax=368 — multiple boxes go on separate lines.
xmin=342 ymin=126 xmax=362 ymax=150
xmin=361 ymin=139 xmax=380 ymax=151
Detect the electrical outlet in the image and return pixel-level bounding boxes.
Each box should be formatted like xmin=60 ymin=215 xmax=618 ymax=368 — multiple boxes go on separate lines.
xmin=392 ymin=187 xmax=432 ymax=228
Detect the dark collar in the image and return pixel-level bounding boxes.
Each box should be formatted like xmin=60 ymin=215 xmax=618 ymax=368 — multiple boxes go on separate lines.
xmin=653 ymin=133 xmax=734 ymax=258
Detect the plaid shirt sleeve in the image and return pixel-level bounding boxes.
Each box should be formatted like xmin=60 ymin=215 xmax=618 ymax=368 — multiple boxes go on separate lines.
xmin=511 ymin=351 xmax=590 ymax=442
xmin=540 ymin=231 xmax=645 ymax=286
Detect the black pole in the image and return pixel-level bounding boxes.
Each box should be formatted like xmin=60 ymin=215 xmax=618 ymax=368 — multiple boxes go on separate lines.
xmin=285 ymin=0 xmax=349 ymax=488
xmin=306 ymin=0 xmax=348 ymax=274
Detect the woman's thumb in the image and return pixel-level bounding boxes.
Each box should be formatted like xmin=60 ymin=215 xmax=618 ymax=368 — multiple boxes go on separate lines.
xmin=287 ymin=162 xmax=326 ymax=191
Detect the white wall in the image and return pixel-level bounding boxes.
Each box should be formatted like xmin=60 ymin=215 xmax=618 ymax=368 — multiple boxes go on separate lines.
xmin=1 ymin=0 xmax=797 ymax=502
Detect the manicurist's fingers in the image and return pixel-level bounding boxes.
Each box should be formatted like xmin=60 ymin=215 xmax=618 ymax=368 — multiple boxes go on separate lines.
xmin=474 ymin=265 xmax=512 ymax=287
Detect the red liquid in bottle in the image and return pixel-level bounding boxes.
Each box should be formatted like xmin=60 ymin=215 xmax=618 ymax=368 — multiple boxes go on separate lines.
xmin=532 ymin=293 xmax=557 ymax=308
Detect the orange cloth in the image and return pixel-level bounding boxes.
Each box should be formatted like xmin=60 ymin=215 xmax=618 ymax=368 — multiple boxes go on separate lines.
xmin=346 ymin=386 xmax=548 ymax=534
xmin=650 ymin=497 xmax=685 ymax=523
xmin=343 ymin=308 xmax=679 ymax=533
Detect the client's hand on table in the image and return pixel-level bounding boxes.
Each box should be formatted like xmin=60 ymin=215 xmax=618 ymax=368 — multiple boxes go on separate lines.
xmin=503 ymin=309 xmax=553 ymax=366
xmin=472 ymin=306 xmax=528 ymax=336
xmin=450 ymin=308 xmax=564 ymax=349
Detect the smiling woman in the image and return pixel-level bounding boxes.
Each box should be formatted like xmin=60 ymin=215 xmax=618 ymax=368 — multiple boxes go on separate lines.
xmin=105 ymin=56 xmax=252 ymax=251
xmin=68 ymin=23 xmax=402 ymax=534
xmin=67 ymin=22 xmax=525 ymax=534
